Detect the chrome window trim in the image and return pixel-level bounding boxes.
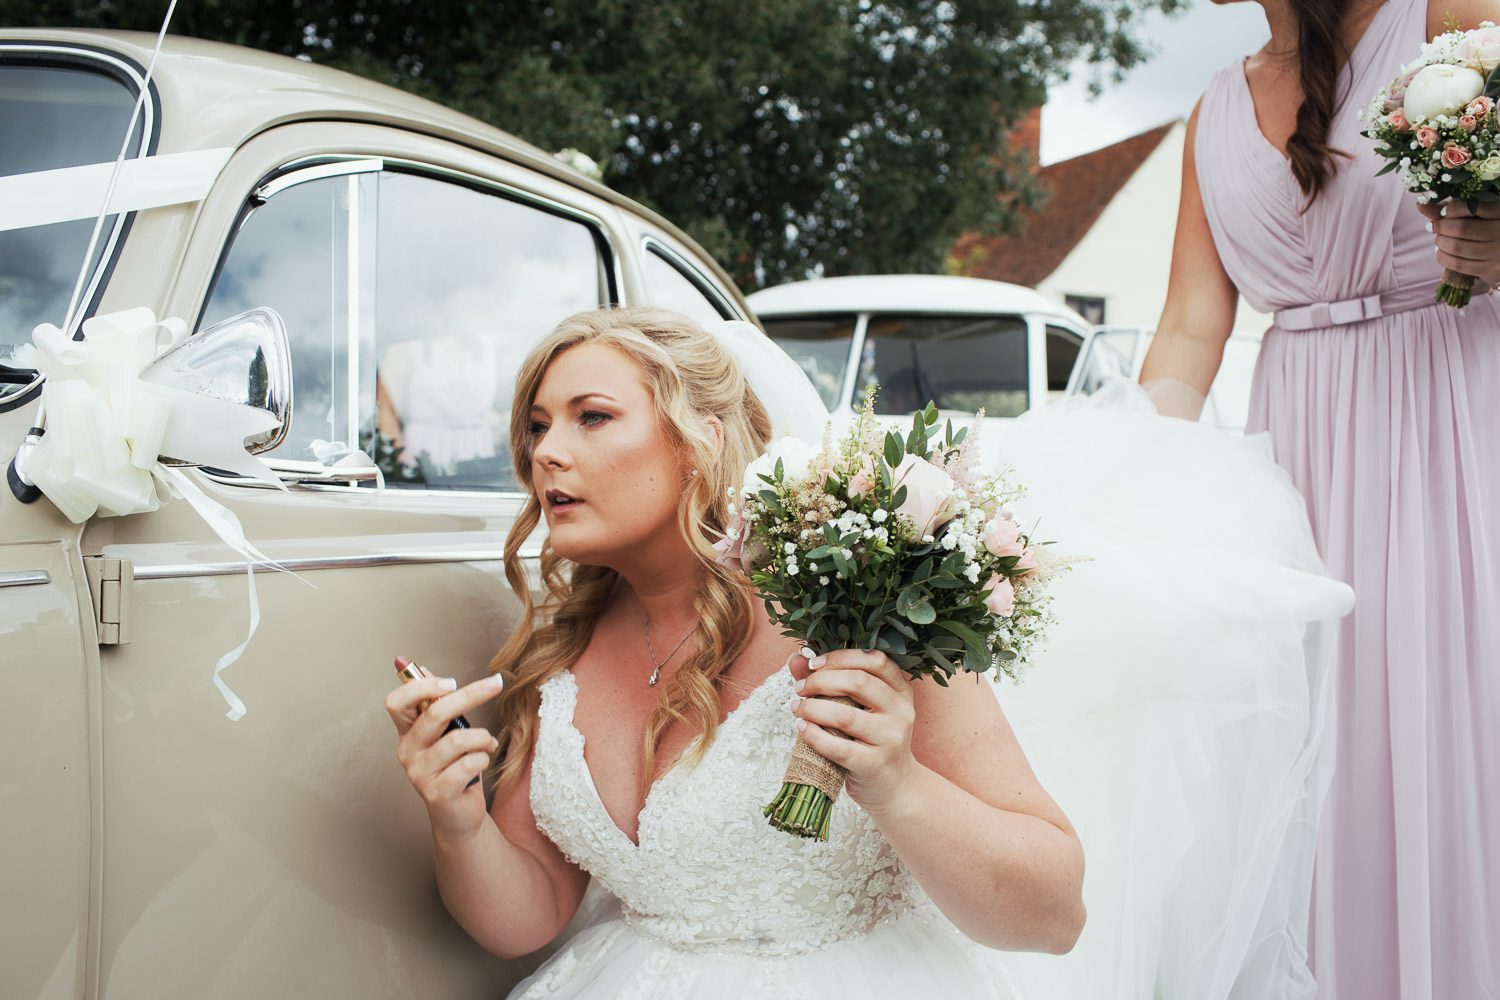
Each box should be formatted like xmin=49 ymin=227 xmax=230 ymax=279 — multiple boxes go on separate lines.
xmin=0 ymin=570 xmax=52 ymax=589
xmin=0 ymin=43 xmax=159 ymax=408
xmin=640 ymin=237 xmax=740 ymax=320
xmin=130 ymin=549 xmax=541 ymax=581
xmin=213 ymin=153 xmax=627 ymax=499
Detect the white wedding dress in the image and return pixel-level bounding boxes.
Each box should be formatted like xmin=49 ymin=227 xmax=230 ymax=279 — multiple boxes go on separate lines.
xmin=508 ymin=378 xmax=1354 ymax=999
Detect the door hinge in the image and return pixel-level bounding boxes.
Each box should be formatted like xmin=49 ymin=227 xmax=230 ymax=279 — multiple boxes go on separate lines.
xmin=83 ymin=555 xmax=133 ymax=645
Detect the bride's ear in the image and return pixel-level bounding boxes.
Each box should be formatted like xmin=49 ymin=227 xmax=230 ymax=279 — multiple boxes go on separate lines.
xmin=703 ymin=414 xmax=725 ymax=457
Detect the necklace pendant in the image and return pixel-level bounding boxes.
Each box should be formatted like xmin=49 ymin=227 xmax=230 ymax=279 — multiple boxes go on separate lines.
xmin=648 ymin=664 xmax=661 ymax=686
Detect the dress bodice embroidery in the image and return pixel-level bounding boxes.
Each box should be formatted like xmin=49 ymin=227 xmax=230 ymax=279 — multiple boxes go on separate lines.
xmin=528 ymin=665 xmax=929 ymax=956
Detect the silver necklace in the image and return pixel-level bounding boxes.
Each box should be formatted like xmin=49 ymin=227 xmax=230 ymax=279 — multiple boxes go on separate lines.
xmin=643 ymin=613 xmax=694 ymax=686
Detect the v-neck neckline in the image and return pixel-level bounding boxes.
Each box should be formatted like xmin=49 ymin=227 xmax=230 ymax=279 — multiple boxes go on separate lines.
xmin=554 ymin=661 xmax=791 ymax=848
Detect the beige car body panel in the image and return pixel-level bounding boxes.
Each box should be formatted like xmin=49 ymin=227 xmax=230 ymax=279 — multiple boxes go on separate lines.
xmin=0 ymin=28 xmax=749 ymax=1000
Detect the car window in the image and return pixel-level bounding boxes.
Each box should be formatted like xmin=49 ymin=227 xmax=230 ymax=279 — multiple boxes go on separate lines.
xmin=203 ymin=165 xmax=610 ymax=491
xmin=856 ymin=314 xmax=1028 ymax=417
xmin=0 ymin=61 xmax=146 ymax=365
xmin=761 ymin=315 xmax=857 ymax=412
xmin=1045 ymin=325 xmax=1084 ymax=401
xmin=1073 ymin=329 xmax=1139 ymax=396
xmin=642 ymin=246 xmax=732 ymax=328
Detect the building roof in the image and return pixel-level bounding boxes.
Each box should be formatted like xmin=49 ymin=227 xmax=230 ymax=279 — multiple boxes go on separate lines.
xmin=953 ymin=120 xmax=1177 ymax=287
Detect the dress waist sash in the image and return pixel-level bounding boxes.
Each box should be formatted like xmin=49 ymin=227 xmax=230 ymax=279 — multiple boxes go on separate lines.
xmin=1273 ymin=280 xmax=1443 ymax=331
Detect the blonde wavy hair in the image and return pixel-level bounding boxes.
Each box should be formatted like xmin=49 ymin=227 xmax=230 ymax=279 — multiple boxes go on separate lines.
xmin=489 ymin=306 xmax=772 ymax=799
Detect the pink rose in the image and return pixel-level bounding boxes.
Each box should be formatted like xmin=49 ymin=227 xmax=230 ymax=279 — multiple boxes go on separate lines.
xmin=1467 ymin=95 xmax=1496 ymax=117
xmin=712 ymin=506 xmax=769 ymax=573
xmin=1458 ymin=25 xmax=1500 ymax=72
xmin=847 ymin=457 xmax=878 ymax=498
xmin=1387 ymin=108 xmax=1410 ymax=131
xmin=983 ymin=516 xmax=1025 ymax=560
xmin=1460 ymin=114 xmax=1480 ymax=131
xmin=1416 ymin=126 xmax=1440 ymax=148
xmin=888 ymin=454 xmax=956 ymax=535
xmin=1015 ymin=546 xmax=1038 ymax=577
xmin=1386 ymin=67 xmax=1420 ymax=108
xmin=982 ymin=575 xmax=1015 ymax=617
xmin=1442 ymin=141 xmax=1474 ymax=168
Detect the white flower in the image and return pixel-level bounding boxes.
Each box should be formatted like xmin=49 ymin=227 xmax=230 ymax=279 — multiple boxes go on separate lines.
xmin=741 ymin=436 xmax=819 ymax=496
xmin=872 ymin=509 xmax=887 ymax=523
xmin=964 ymin=562 xmax=981 ymax=583
xmin=819 ymin=575 xmax=829 ymax=585
xmin=784 ymin=542 xmax=796 ymax=555
xmin=1478 ymin=152 xmax=1500 ymax=180
xmin=786 ymin=558 xmax=799 ymax=576
xmin=1404 ymin=64 xmax=1485 ymax=121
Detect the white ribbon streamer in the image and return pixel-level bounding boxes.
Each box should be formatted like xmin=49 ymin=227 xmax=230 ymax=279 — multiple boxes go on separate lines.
xmin=16 ymin=308 xmax=289 ymax=719
xmin=0 ymin=149 xmax=234 ymax=233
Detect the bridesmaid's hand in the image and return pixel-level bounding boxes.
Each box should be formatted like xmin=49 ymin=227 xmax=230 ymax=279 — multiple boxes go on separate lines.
xmin=1419 ymin=199 xmax=1500 ymax=285
xmin=386 ymin=670 xmax=505 ymax=840
xmin=790 ymin=648 xmax=918 ymax=817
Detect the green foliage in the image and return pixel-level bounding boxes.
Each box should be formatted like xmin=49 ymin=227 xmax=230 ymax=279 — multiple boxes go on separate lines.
xmin=5 ymin=0 xmax=1176 ymax=288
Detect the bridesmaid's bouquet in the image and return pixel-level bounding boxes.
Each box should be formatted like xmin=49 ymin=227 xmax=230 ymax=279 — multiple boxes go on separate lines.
xmin=715 ymin=394 xmax=1063 ymax=839
xmin=1363 ymin=21 xmax=1500 ymax=306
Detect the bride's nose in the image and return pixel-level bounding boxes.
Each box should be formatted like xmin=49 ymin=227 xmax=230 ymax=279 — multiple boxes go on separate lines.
xmin=532 ymin=429 xmax=571 ymax=470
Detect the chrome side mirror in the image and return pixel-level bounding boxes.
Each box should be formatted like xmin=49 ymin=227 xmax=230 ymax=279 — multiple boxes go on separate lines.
xmin=141 ymin=307 xmax=293 ymax=463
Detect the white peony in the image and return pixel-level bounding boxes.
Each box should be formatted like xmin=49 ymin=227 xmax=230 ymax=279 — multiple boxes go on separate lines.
xmin=741 ymin=435 xmax=819 ymax=495
xmin=1403 ymin=64 xmax=1486 ymax=121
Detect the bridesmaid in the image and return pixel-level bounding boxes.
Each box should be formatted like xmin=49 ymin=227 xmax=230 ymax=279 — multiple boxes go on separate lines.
xmin=1140 ymin=0 xmax=1500 ymax=996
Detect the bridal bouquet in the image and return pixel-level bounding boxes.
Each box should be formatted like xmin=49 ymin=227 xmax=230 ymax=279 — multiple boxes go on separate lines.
xmin=1363 ymin=21 xmax=1500 ymax=305
xmin=715 ymin=395 xmax=1062 ymax=839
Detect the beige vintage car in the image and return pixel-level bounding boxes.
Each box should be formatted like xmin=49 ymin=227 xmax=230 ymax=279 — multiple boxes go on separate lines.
xmin=0 ymin=28 xmax=751 ymax=999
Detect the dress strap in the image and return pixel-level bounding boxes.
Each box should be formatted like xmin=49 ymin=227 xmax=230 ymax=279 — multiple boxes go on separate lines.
xmin=1273 ymin=281 xmax=1443 ymax=330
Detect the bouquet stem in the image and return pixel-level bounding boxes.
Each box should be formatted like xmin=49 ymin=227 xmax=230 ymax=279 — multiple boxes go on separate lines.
xmin=764 ymin=695 xmax=857 ymax=840
xmin=1436 ymin=267 xmax=1476 ymax=308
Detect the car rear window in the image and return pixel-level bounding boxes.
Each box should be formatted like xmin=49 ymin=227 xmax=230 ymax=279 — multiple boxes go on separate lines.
xmin=0 ymin=61 xmax=145 ymax=364
xmin=857 ymin=314 xmax=1028 ymax=418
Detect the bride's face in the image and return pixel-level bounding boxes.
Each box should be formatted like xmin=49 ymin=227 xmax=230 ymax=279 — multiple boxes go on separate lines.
xmin=528 ymin=342 xmax=689 ymax=569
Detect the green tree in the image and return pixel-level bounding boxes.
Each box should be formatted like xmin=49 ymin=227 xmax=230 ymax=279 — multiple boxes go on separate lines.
xmin=3 ymin=0 xmax=1176 ymax=288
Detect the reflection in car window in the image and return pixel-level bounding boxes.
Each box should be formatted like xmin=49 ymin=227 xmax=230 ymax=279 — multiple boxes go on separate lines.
xmin=856 ymin=314 xmax=1028 ymax=418
xmin=0 ymin=63 xmax=145 ymax=363
xmin=205 ymin=168 xmax=609 ymax=491
xmin=643 ymin=247 xmax=730 ymax=328
xmin=1045 ymin=325 xmax=1083 ymax=401
xmin=1074 ymin=329 xmax=1138 ymax=396
xmin=762 ymin=315 xmax=857 ymax=413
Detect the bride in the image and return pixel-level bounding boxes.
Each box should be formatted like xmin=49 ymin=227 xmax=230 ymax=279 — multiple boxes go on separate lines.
xmin=387 ymin=305 xmax=1351 ymax=998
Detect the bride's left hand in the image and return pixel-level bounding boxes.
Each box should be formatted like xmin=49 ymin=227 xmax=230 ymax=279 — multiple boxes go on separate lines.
xmin=791 ymin=648 xmax=918 ymax=816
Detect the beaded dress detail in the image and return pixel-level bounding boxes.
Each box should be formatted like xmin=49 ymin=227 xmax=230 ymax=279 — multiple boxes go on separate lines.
xmin=510 ymin=664 xmax=1017 ymax=999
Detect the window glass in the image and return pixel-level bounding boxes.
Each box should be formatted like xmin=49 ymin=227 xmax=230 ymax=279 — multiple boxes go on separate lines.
xmin=206 ymin=167 xmax=609 ymax=489
xmin=643 ymin=247 xmax=731 ymax=328
xmin=1073 ymin=329 xmax=1139 ymax=396
xmin=1045 ymin=325 xmax=1083 ymax=398
xmin=855 ymin=314 xmax=1028 ymax=417
xmin=762 ymin=315 xmax=857 ymax=412
xmin=0 ymin=64 xmax=145 ymax=363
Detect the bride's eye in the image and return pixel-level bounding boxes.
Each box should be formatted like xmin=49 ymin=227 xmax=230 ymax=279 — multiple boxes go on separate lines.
xmin=527 ymin=420 xmax=550 ymax=437
xmin=579 ymin=410 xmax=611 ymax=428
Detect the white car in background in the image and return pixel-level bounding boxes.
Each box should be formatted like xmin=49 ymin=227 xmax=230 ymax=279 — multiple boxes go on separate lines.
xmin=746 ymin=274 xmax=1093 ymax=430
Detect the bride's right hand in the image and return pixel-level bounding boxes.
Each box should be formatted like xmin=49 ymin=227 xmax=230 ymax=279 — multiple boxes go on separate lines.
xmin=386 ymin=671 xmax=505 ymax=839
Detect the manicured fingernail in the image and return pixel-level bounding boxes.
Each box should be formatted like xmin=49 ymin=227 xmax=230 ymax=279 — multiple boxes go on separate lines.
xmin=490 ymin=738 xmax=500 ymax=753
xmin=800 ymin=646 xmax=815 ymax=660
xmin=491 ymin=674 xmax=505 ymax=691
xmin=809 ymin=655 xmax=826 ymax=670
xmin=788 ymin=695 xmax=802 ymax=711
xmin=794 ymin=678 xmax=805 ymax=693
xmin=439 ymin=677 xmax=458 ymax=691
xmin=795 ymin=718 xmax=808 ymax=731
xmin=1441 ymin=204 xmax=1449 ymax=217
xmin=1426 ymin=221 xmax=1434 ymax=232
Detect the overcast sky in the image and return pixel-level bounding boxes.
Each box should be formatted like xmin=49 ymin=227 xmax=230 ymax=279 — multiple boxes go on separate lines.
xmin=1040 ymin=2 xmax=1273 ymax=164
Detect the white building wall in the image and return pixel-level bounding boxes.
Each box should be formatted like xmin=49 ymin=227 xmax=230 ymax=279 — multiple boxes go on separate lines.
xmin=1036 ymin=120 xmax=1271 ymax=339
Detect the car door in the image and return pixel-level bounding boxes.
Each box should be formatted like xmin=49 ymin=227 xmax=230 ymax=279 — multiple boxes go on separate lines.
xmin=77 ymin=124 xmax=634 ymax=998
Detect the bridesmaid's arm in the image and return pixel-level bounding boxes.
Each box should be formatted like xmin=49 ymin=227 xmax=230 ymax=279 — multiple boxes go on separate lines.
xmin=794 ymin=651 xmax=1086 ymax=954
xmin=1138 ymin=102 xmax=1240 ymax=414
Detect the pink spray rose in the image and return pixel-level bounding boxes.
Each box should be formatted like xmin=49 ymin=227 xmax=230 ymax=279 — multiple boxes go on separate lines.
xmin=1387 ymin=108 xmax=1411 ymax=131
xmin=1015 ymin=546 xmax=1039 ymax=577
xmin=1442 ymin=141 xmax=1474 ymax=168
xmin=1386 ymin=67 xmax=1420 ymax=108
xmin=1458 ymin=25 xmax=1500 ymax=72
xmin=983 ymin=516 xmax=1025 ymax=560
xmin=712 ymin=505 xmax=771 ymax=573
xmin=1460 ymin=114 xmax=1480 ymax=131
xmin=1467 ymin=95 xmax=1496 ymax=117
xmin=982 ymin=575 xmax=1015 ymax=617
xmin=1416 ymin=125 xmax=1440 ymax=148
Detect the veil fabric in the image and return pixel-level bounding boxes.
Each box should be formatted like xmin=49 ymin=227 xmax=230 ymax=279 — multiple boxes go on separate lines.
xmin=706 ymin=323 xmax=1350 ymax=999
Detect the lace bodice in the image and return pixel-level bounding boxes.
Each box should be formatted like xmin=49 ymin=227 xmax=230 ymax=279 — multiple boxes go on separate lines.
xmin=528 ymin=665 xmax=929 ymax=956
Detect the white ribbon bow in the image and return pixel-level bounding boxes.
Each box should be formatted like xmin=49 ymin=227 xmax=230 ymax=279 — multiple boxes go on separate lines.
xmin=15 ymin=307 xmax=291 ymax=720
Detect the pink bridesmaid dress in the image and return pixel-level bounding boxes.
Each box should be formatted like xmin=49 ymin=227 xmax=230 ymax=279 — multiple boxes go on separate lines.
xmin=1194 ymin=0 xmax=1500 ymax=996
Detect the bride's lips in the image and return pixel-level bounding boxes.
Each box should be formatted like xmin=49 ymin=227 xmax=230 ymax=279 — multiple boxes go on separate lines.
xmin=545 ymin=488 xmax=584 ymax=512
